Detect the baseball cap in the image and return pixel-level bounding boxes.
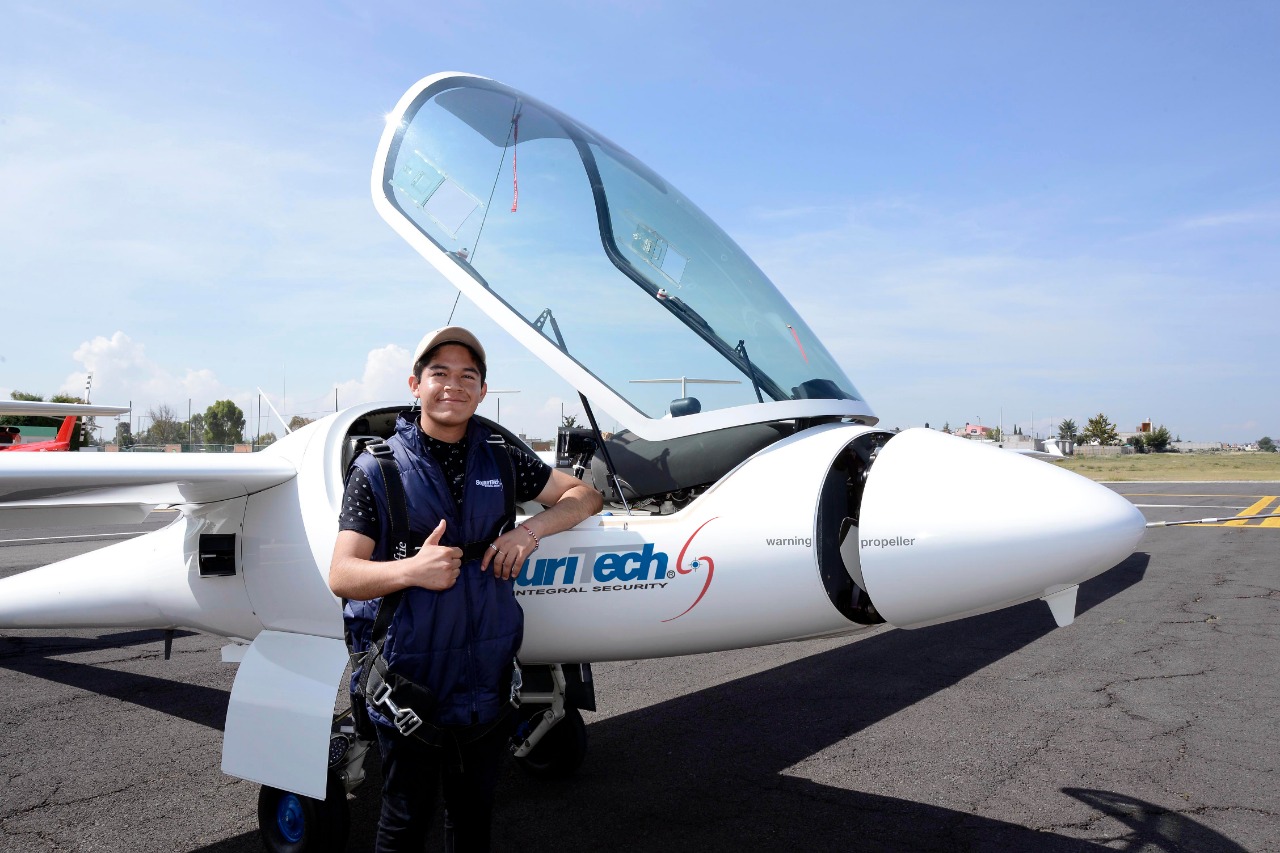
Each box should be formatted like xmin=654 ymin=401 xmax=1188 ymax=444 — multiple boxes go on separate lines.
xmin=412 ymin=326 xmax=487 ymax=377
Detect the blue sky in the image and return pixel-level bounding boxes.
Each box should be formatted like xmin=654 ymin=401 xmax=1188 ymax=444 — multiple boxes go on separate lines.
xmin=2 ymin=1 xmax=1277 ymax=442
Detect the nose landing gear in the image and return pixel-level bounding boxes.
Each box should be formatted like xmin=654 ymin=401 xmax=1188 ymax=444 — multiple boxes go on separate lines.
xmin=510 ymin=662 xmax=593 ymax=778
xmin=513 ymin=704 xmax=588 ymax=778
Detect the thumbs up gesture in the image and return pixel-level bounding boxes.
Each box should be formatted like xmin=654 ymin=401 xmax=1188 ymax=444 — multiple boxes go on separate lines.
xmin=405 ymin=519 xmax=463 ymax=591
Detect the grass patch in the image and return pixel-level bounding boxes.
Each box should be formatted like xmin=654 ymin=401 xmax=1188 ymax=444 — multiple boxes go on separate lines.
xmin=1053 ymin=452 xmax=1280 ymax=482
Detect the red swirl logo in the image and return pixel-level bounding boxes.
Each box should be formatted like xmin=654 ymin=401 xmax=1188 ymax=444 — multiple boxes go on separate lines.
xmin=662 ymin=517 xmax=718 ymax=622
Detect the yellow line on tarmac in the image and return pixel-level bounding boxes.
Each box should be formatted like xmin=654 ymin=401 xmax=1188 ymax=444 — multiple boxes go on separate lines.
xmin=1225 ymin=497 xmax=1277 ymax=526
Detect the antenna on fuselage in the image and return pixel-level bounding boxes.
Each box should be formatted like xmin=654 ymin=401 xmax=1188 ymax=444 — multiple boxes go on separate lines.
xmin=256 ymin=388 xmax=292 ymax=434
xmin=628 ymin=376 xmax=742 ymax=404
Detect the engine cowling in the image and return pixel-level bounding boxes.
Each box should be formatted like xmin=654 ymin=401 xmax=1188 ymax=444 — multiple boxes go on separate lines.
xmin=851 ymin=428 xmax=1145 ymax=629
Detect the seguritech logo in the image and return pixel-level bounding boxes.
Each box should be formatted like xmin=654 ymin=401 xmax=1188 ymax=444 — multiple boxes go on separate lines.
xmin=515 ymin=542 xmax=670 ymax=590
xmin=512 ymin=517 xmax=721 ymax=622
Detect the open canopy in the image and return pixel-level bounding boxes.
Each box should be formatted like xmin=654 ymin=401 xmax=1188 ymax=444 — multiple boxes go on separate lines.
xmin=373 ymin=73 xmax=876 ymax=440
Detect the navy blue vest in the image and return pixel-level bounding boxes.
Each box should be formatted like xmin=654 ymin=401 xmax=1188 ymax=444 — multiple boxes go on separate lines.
xmin=343 ymin=413 xmax=522 ymax=727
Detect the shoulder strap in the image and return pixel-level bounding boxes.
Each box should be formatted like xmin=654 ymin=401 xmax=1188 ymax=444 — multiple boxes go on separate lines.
xmin=365 ymin=440 xmax=410 ymax=648
xmin=486 ymin=433 xmax=517 ymax=534
xmin=367 ymin=440 xmax=411 ymax=551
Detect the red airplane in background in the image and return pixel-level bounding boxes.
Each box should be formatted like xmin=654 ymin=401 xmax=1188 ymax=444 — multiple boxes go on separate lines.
xmin=0 ymin=402 xmax=131 ymax=452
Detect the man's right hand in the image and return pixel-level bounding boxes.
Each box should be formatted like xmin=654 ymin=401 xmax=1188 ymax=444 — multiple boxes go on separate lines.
xmin=403 ymin=519 xmax=462 ymax=591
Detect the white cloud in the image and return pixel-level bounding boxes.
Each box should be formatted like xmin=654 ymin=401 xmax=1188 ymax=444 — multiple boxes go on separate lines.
xmin=58 ymin=331 xmax=237 ymax=417
xmin=333 ymin=344 xmax=413 ymax=408
xmin=54 ymin=333 xmax=420 ymax=433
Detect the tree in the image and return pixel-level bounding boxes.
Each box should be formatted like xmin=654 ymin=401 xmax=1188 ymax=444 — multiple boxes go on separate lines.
xmin=115 ymin=422 xmax=132 ymax=446
xmin=987 ymin=426 xmax=1003 ymax=442
xmin=1080 ymin=413 xmax=1120 ymax=446
xmin=205 ymin=400 xmax=246 ymax=445
xmin=257 ymin=432 xmax=278 ymax=447
xmin=1147 ymin=425 xmax=1172 ymax=453
xmin=1057 ymin=418 xmax=1078 ymax=441
xmin=1127 ymin=434 xmax=1147 ymax=453
xmin=188 ymin=413 xmax=206 ymax=445
xmin=942 ymin=421 xmax=951 ymax=433
xmin=1259 ymin=437 xmax=1276 ymax=453
xmin=560 ymin=414 xmax=579 ymax=429
xmin=288 ymin=415 xmax=314 ymax=432
xmin=144 ymin=404 xmax=186 ymax=445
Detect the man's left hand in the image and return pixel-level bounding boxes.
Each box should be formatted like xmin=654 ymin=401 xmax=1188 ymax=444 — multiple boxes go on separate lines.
xmin=480 ymin=525 xmax=539 ymax=580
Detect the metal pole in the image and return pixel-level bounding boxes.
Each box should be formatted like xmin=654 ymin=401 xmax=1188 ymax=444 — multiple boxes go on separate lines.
xmin=83 ymin=374 xmax=93 ymax=447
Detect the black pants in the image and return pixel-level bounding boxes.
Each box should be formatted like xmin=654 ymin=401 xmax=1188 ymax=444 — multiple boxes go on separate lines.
xmin=374 ymin=717 xmax=513 ymax=853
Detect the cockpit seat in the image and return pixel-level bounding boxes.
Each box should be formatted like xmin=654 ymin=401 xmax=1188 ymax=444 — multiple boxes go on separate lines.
xmin=590 ymin=421 xmax=793 ymax=502
xmin=343 ymin=435 xmax=381 ymax=477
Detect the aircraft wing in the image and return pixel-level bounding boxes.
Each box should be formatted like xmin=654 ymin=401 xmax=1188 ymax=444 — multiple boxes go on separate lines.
xmin=1013 ymin=448 xmax=1061 ymax=460
xmin=0 ymin=452 xmax=297 ymax=529
xmin=0 ymin=401 xmax=131 ymax=418
xmin=1011 ymin=440 xmax=1070 ymax=460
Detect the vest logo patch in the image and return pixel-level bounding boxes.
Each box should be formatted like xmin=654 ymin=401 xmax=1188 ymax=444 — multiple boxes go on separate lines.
xmin=475 ymin=478 xmax=502 ymax=488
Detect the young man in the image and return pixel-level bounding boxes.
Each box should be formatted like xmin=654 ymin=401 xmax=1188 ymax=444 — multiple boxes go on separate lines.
xmin=329 ymin=326 xmax=601 ymax=852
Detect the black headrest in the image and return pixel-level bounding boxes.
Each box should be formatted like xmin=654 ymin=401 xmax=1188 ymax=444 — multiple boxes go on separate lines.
xmin=669 ymin=397 xmax=701 ymax=417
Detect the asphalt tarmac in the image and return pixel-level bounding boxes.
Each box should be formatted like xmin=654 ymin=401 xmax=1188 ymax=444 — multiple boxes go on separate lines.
xmin=1 ymin=484 xmax=1276 ymax=852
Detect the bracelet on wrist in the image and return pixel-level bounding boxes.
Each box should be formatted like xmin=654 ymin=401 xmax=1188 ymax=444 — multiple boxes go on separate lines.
xmin=520 ymin=523 xmax=540 ymax=552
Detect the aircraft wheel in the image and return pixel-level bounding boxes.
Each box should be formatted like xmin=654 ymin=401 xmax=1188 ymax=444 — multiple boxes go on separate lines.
xmin=257 ymin=772 xmax=349 ymax=853
xmin=513 ymin=705 xmax=587 ymax=779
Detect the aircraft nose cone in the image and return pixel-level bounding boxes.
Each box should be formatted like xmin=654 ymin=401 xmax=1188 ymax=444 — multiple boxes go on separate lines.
xmin=856 ymin=429 xmax=1145 ymax=629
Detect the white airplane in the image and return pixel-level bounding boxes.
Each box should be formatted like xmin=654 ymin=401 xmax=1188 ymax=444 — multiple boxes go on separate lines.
xmin=0 ymin=73 xmax=1145 ymax=852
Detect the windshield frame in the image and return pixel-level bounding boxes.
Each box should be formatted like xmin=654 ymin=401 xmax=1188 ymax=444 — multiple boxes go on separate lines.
xmin=372 ymin=73 xmax=877 ymax=441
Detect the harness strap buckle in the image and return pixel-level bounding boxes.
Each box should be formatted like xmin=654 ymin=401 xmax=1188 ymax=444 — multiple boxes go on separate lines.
xmin=393 ymin=707 xmax=423 ymax=736
xmin=370 ymin=681 xmax=424 ymax=736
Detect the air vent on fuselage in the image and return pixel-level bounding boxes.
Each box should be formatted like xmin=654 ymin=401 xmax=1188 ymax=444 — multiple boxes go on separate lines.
xmin=198 ymin=533 xmax=237 ymax=577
